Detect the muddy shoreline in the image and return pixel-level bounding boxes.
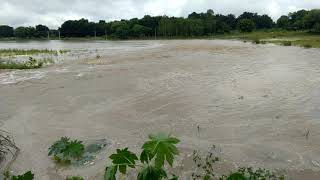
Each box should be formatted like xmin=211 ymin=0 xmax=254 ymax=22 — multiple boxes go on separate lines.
xmin=1 ymin=40 xmax=320 ymax=179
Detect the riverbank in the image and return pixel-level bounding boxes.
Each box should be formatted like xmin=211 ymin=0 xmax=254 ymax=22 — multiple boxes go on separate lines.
xmin=1 ymin=30 xmax=319 ymax=49
xmin=218 ymin=30 xmax=320 ymax=48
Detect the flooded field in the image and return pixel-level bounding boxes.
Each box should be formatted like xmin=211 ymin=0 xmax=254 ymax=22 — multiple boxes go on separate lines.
xmin=1 ymin=40 xmax=320 ymax=179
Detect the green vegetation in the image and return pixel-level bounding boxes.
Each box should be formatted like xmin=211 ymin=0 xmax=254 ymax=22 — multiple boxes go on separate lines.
xmin=0 ymin=49 xmax=68 ymax=57
xmin=303 ymin=44 xmax=312 ymax=48
xmin=0 ymin=57 xmax=53 ymax=69
xmin=0 ymin=9 xmax=319 ymax=40
xmin=48 ymin=137 xmax=85 ymax=164
xmin=66 ymin=176 xmax=84 ymax=180
xmin=103 ymin=133 xmax=284 ymax=180
xmin=105 ymin=133 xmax=180 ymax=180
xmin=219 ymin=30 xmax=320 ymax=48
xmin=282 ymin=41 xmax=292 ymax=46
xmin=221 ymin=167 xmax=284 ymax=180
xmin=1 ymin=134 xmax=286 ymax=180
xmin=3 ymin=171 xmax=34 ymax=180
xmin=238 ymin=19 xmax=256 ymax=32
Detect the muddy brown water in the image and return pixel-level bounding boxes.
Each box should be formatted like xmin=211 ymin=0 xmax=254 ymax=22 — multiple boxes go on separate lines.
xmin=1 ymin=40 xmax=320 ymax=179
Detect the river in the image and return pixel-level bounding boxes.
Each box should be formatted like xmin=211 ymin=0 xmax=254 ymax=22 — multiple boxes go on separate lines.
xmin=1 ymin=40 xmax=320 ymax=179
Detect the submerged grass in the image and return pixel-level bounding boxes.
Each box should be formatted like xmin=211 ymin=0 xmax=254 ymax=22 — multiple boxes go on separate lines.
xmin=219 ymin=30 xmax=320 ymax=48
xmin=0 ymin=57 xmax=54 ymax=69
xmin=0 ymin=49 xmax=69 ymax=57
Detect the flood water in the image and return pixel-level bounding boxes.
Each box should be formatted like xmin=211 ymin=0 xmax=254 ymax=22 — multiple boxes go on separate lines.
xmin=1 ymin=40 xmax=320 ymax=179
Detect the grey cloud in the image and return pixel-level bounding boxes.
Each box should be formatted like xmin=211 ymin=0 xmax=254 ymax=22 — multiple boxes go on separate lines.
xmin=0 ymin=0 xmax=319 ymax=28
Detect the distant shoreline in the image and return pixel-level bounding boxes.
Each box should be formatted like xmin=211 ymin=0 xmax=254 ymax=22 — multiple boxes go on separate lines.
xmin=0 ymin=30 xmax=319 ymax=48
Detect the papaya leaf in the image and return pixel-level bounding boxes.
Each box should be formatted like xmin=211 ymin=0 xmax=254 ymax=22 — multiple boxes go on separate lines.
xmin=142 ymin=133 xmax=180 ymax=168
xmin=63 ymin=140 xmax=85 ymax=159
xmin=140 ymin=149 xmax=151 ymax=164
xmin=226 ymin=173 xmax=246 ymax=180
xmin=170 ymin=174 xmax=179 ymax=180
xmin=109 ymin=148 xmax=138 ymax=174
xmin=11 ymin=171 xmax=34 ymax=180
xmin=104 ymin=166 xmax=117 ymax=180
xmin=48 ymin=137 xmax=70 ymax=156
xmin=137 ymin=165 xmax=167 ymax=180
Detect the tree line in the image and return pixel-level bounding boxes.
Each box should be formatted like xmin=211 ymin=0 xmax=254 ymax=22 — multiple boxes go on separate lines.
xmin=0 ymin=9 xmax=319 ymax=39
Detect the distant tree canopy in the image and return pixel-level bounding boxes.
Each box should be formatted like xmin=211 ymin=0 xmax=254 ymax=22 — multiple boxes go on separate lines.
xmin=0 ymin=9 xmax=319 ymax=39
xmin=0 ymin=25 xmax=14 ymax=37
xmin=238 ymin=19 xmax=256 ymax=32
xmin=14 ymin=26 xmax=36 ymax=38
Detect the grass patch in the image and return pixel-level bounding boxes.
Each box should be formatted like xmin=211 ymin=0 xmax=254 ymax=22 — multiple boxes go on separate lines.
xmin=0 ymin=57 xmax=53 ymax=69
xmin=0 ymin=49 xmax=69 ymax=57
xmin=218 ymin=30 xmax=320 ymax=48
xmin=302 ymin=44 xmax=312 ymax=48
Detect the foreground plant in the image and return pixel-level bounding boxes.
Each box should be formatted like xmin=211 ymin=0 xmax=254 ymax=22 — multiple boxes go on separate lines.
xmin=105 ymin=133 xmax=180 ymax=180
xmin=48 ymin=137 xmax=85 ymax=164
xmin=222 ymin=167 xmax=285 ymax=180
xmin=3 ymin=171 xmax=34 ymax=180
xmin=192 ymin=148 xmax=284 ymax=180
xmin=66 ymin=176 xmax=84 ymax=180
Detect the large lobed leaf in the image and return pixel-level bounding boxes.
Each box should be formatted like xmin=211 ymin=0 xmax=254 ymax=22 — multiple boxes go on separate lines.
xmin=104 ymin=166 xmax=117 ymax=180
xmin=11 ymin=171 xmax=34 ymax=180
xmin=48 ymin=137 xmax=85 ymax=162
xmin=109 ymin=148 xmax=138 ymax=174
xmin=48 ymin=137 xmax=70 ymax=156
xmin=141 ymin=133 xmax=180 ymax=168
xmin=137 ymin=165 xmax=167 ymax=180
xmin=62 ymin=140 xmax=85 ymax=159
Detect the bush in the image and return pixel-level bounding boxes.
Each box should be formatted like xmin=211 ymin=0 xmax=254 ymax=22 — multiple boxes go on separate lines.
xmin=303 ymin=44 xmax=312 ymax=48
xmin=253 ymin=38 xmax=261 ymax=44
xmin=282 ymin=41 xmax=292 ymax=46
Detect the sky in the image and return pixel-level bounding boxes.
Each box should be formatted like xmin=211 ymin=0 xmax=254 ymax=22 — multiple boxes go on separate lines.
xmin=0 ymin=0 xmax=319 ymax=29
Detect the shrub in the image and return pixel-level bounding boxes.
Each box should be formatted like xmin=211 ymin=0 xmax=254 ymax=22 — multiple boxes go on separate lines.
xmin=282 ymin=41 xmax=292 ymax=46
xmin=221 ymin=167 xmax=285 ymax=180
xmin=253 ymin=38 xmax=261 ymax=44
xmin=48 ymin=137 xmax=85 ymax=164
xmin=303 ymin=44 xmax=312 ymax=48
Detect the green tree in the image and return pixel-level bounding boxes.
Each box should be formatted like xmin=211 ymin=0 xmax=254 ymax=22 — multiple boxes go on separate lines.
xmin=132 ymin=24 xmax=152 ymax=37
xmin=14 ymin=27 xmax=36 ymax=38
xmin=0 ymin=25 xmax=14 ymax=37
xmin=313 ymin=23 xmax=320 ymax=33
xmin=277 ymin=15 xmax=290 ymax=29
xmin=237 ymin=19 xmax=255 ymax=32
xmin=35 ymin=24 xmax=49 ymax=38
xmin=303 ymin=9 xmax=320 ymax=30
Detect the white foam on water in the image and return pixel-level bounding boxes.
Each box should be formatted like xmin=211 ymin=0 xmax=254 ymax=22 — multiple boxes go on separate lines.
xmin=0 ymin=70 xmax=46 ymax=85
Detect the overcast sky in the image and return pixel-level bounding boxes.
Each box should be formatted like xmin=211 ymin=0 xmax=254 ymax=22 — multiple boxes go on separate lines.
xmin=0 ymin=0 xmax=319 ymax=29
